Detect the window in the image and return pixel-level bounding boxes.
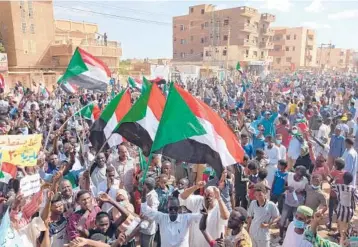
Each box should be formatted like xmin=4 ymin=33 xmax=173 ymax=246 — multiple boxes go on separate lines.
xmin=180 ymin=52 xmax=185 ymax=58
xmin=292 ymin=46 xmax=295 ymax=51
xmin=276 ymin=58 xmax=281 ymax=64
xmin=190 ymin=36 xmax=194 ymax=41
xmin=223 ymin=35 xmax=228 ymax=41
xmin=286 ymin=46 xmax=289 ymax=51
xmin=286 ymin=35 xmax=290 ymax=40
xmin=253 ymin=51 xmax=257 ymax=56
xmin=246 ymin=35 xmax=250 ymax=39
xmin=286 ymin=57 xmax=292 ymax=62
xmin=180 ymin=25 xmax=185 ymax=31
xmin=190 ymin=49 xmax=194 ymax=54
xmin=180 ymin=39 xmax=186 ymax=44
xmin=205 ymin=50 xmax=211 ymax=56
xmin=205 ymin=22 xmax=209 ymax=27
xmin=201 ymin=9 xmax=205 ymax=14
xmin=223 ymin=49 xmax=227 ymax=56
xmin=294 ymin=34 xmax=297 ymax=40
xmin=224 ymin=19 xmax=229 ymax=26
xmin=190 ymin=21 xmax=194 ymax=27
xmin=190 ymin=8 xmax=194 ymax=13
xmin=21 ymin=22 xmax=26 ymax=33
xmin=245 ymin=50 xmax=249 ymax=56
xmin=261 ymin=51 xmax=264 ymax=56
xmin=201 ymin=37 xmax=204 ymax=43
xmin=200 ymin=52 xmax=203 ymax=57
xmin=247 ymin=19 xmax=250 ymax=24
xmin=28 ymin=1 xmax=33 ymax=18
xmin=30 ymin=24 xmax=35 ymax=34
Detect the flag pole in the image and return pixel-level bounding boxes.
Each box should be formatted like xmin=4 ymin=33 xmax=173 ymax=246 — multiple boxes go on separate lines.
xmin=44 ymin=87 xmax=61 ymax=151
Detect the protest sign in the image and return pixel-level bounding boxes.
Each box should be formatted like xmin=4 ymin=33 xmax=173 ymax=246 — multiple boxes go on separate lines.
xmin=0 ymin=134 xmax=42 ymax=167
xmin=19 ymin=173 xmax=41 ymax=197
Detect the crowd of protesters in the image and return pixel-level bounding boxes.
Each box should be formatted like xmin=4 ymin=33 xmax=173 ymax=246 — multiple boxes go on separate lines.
xmin=0 ymin=72 xmax=357 ymax=247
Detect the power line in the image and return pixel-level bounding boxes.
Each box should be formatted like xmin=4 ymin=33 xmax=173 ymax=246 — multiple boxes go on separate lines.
xmin=81 ymin=1 xmax=172 ymax=17
xmin=54 ymin=5 xmax=172 ymax=26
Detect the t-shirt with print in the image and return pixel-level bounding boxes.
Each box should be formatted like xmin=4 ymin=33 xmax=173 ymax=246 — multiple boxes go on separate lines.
xmin=49 ymin=216 xmax=68 ymax=246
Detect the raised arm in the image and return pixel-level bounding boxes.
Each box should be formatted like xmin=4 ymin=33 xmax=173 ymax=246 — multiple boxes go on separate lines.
xmin=98 ymin=193 xmax=131 ymax=228
xmin=180 ymin=181 xmax=205 ymax=200
xmin=214 ymin=187 xmax=230 ymax=220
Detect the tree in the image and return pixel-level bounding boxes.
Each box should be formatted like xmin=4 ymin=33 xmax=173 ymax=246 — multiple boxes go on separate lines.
xmin=0 ymin=42 xmax=5 ymax=53
xmin=118 ymin=60 xmax=131 ymax=76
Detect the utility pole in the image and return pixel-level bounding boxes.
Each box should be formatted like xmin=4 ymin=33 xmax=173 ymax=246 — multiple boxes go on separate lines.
xmin=318 ymin=42 xmax=333 ymax=74
xmin=225 ymin=24 xmax=231 ymax=80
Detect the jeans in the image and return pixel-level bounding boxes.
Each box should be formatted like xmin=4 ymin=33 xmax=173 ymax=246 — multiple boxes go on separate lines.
xmin=140 ymin=233 xmax=155 ymax=247
xmin=271 ymin=194 xmax=284 ymax=214
xmin=279 ymin=203 xmax=298 ymax=238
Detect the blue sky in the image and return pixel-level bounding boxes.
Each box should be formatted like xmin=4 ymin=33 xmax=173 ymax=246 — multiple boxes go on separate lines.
xmin=53 ymin=0 xmax=358 ymax=59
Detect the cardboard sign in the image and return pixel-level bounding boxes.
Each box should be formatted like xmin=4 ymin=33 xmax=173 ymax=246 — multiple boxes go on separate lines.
xmin=19 ymin=173 xmax=41 ymax=197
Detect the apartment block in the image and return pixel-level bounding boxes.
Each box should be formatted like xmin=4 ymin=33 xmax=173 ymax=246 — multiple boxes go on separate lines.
xmin=172 ymin=4 xmax=275 ymax=69
xmin=269 ymin=27 xmax=316 ymax=72
xmin=0 ymin=0 xmax=121 ymax=90
xmin=317 ymin=47 xmax=357 ymax=72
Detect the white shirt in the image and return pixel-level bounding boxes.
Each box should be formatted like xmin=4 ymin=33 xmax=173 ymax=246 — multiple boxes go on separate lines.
xmin=277 ymin=144 xmax=287 ymax=160
xmin=19 ymin=217 xmax=47 ymax=247
xmin=111 ymin=157 xmax=135 ymax=193
xmin=179 ymin=195 xmax=227 ymax=247
xmin=24 ymin=100 xmax=39 ymax=112
xmin=90 ymin=166 xmax=106 ymax=187
xmin=282 ymin=222 xmax=312 ymax=247
xmin=96 ymin=179 xmax=120 ymax=212
xmin=264 ymin=145 xmax=280 ymax=165
xmin=141 ymin=202 xmax=201 ymax=247
xmin=140 ymin=189 xmax=160 ymax=235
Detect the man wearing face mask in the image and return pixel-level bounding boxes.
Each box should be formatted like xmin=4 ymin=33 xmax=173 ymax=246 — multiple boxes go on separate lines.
xmin=140 ymin=184 xmax=202 ymax=247
xmin=282 ymin=205 xmax=313 ymax=247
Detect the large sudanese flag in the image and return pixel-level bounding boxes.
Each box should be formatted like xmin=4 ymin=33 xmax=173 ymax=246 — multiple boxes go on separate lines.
xmin=58 ymin=47 xmax=111 ymax=92
xmin=89 ymin=89 xmax=131 ymax=151
xmin=150 ymin=83 xmax=245 ymax=177
xmin=115 ymin=83 xmax=166 ymax=156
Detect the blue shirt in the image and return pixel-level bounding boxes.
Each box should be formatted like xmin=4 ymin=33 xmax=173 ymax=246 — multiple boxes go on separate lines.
xmin=252 ymin=135 xmax=265 ymax=156
xmin=272 ymin=170 xmax=288 ymax=195
xmin=260 ymin=112 xmax=278 ymax=137
xmin=243 ymin=144 xmax=254 ymax=159
xmin=329 ymin=135 xmax=346 ymax=158
xmin=278 ymin=103 xmax=287 ymax=114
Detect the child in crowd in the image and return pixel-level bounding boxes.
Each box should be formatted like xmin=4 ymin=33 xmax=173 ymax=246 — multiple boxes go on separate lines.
xmin=271 ymin=159 xmax=288 ymax=213
xmin=332 ymin=172 xmax=358 ymax=246
xmin=248 ymin=160 xmax=260 ymax=202
xmin=327 ymin=158 xmax=346 ymax=230
xmin=275 ymin=134 xmax=287 ymax=160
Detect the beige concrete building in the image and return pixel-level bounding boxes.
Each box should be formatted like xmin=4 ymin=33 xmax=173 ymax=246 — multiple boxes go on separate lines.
xmin=0 ymin=0 xmax=121 ymax=90
xmin=316 ymin=47 xmax=357 ymax=72
xmin=269 ymin=27 xmax=316 ymax=72
xmin=173 ymin=4 xmax=275 ymax=71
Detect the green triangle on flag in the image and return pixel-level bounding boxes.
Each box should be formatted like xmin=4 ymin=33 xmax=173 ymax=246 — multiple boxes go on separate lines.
xmin=0 ymin=171 xmax=4 ymax=179
xmin=74 ymin=103 xmax=100 ymax=121
xmin=58 ymin=47 xmax=88 ymax=84
xmin=138 ymin=147 xmax=147 ymax=171
xmin=151 ymin=83 xmax=206 ymax=152
xmin=236 ymin=61 xmax=243 ymax=74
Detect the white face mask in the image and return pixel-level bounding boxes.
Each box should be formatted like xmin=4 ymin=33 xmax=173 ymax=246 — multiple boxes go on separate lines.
xmin=292 ymin=129 xmax=298 ymax=134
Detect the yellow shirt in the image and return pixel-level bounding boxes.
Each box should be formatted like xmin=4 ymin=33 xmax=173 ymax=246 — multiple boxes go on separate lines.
xmin=289 ymin=103 xmax=297 ymax=115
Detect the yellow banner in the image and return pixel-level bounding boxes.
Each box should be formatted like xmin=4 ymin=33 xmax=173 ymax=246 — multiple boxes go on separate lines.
xmin=0 ymin=134 xmax=42 ymax=167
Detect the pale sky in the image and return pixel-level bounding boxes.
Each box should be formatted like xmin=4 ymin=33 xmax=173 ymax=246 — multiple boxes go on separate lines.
xmin=53 ymin=0 xmax=358 ymax=59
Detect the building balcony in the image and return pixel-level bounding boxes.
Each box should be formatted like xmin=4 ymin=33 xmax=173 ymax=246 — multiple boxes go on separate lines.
xmin=239 ymin=39 xmax=257 ymax=47
xmin=240 ymin=23 xmax=258 ymax=33
xmin=239 ymin=6 xmax=258 ymax=17
xmin=261 ymin=28 xmax=274 ymax=36
xmin=307 ymin=29 xmax=314 ymax=38
xmin=51 ymin=39 xmax=122 ymax=58
xmin=259 ymin=41 xmax=274 ymax=49
xmin=269 ymin=50 xmax=285 ymax=57
xmin=261 ymin=13 xmax=276 ymax=22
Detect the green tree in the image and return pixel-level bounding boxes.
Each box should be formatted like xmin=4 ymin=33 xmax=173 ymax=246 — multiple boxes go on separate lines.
xmin=0 ymin=42 xmax=5 ymax=53
xmin=118 ymin=60 xmax=131 ymax=76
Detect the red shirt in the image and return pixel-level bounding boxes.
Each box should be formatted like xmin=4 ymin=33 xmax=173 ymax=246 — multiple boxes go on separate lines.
xmin=276 ymin=124 xmax=291 ymax=148
xmin=330 ymin=170 xmax=345 ymax=197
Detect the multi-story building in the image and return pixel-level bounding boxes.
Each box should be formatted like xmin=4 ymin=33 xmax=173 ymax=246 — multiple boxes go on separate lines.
xmin=316 ymin=47 xmax=358 ymax=72
xmin=316 ymin=47 xmax=350 ymax=71
xmin=269 ymin=27 xmax=316 ymax=72
xmin=172 ymin=4 xmax=275 ymax=72
xmin=0 ymin=0 xmax=121 ymax=90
